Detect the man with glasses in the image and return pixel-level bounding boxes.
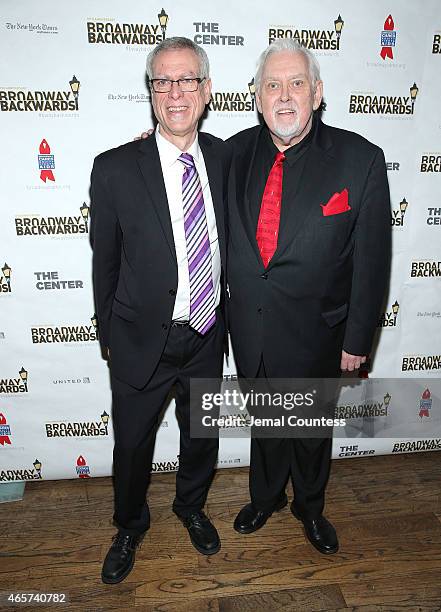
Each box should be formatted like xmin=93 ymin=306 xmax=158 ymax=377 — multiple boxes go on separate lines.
xmin=90 ymin=37 xmax=230 ymax=584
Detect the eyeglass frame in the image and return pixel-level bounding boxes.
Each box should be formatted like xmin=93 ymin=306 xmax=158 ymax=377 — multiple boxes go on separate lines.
xmin=149 ymin=77 xmax=206 ymax=93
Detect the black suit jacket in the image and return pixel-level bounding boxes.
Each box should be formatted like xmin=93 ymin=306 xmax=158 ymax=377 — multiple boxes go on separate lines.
xmin=90 ymin=133 xmax=230 ymax=388
xmin=227 ymin=119 xmax=391 ymax=378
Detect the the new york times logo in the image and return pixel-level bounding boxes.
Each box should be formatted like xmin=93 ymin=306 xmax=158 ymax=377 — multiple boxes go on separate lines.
xmin=0 ymin=459 xmax=42 ymax=482
xmin=0 ymin=368 xmax=28 ymax=394
xmin=152 ymin=455 xmax=179 ymax=472
xmin=268 ymin=14 xmax=344 ymax=50
xmin=46 ymin=411 xmax=109 ymax=438
xmin=402 ymin=354 xmax=441 ymax=372
xmin=31 ymin=315 xmax=98 ymax=344
xmin=87 ymin=8 xmax=168 ymax=45
xmin=392 ymin=439 xmax=441 ymax=453
xmin=378 ymin=301 xmax=399 ymax=328
xmin=209 ymin=79 xmax=255 ymax=113
xmin=0 ymin=76 xmax=80 ymax=112
xmin=193 ymin=22 xmax=244 ymax=46
xmin=433 ymin=34 xmax=441 ymax=54
xmin=335 ymin=393 xmax=391 ymax=419
xmin=391 ymin=197 xmax=409 ymax=227
xmin=15 ymin=203 xmax=89 ymax=237
xmin=349 ymin=83 xmax=418 ymax=115
xmin=420 ymin=154 xmax=441 ymax=173
xmin=410 ymin=261 xmax=441 ymax=278
xmin=0 ymin=263 xmax=12 ymax=294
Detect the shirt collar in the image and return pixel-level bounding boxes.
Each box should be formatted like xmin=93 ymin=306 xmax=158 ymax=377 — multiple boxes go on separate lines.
xmin=155 ymin=126 xmax=201 ymax=168
xmin=264 ymin=113 xmax=316 ymax=167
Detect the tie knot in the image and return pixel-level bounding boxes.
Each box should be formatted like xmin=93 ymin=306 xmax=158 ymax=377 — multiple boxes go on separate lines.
xmin=275 ymin=151 xmax=285 ymax=164
xmin=178 ymin=152 xmax=195 ymax=169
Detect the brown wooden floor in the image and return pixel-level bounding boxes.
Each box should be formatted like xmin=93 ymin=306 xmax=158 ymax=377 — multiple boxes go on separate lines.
xmin=1 ymin=452 xmax=441 ymax=611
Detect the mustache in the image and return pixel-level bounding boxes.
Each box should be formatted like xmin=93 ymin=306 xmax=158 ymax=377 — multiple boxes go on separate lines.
xmin=273 ymin=105 xmax=298 ymax=113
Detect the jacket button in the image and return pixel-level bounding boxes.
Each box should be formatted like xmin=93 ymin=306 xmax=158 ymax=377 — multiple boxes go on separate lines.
xmin=162 ymin=323 xmax=168 ymax=330
xmin=169 ymin=289 xmax=176 ymax=296
xmin=261 ymin=273 xmax=268 ymax=280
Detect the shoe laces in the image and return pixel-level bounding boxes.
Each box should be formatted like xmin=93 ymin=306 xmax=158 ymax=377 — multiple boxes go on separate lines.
xmin=186 ymin=510 xmax=209 ymax=525
xmin=111 ymin=533 xmax=139 ymax=553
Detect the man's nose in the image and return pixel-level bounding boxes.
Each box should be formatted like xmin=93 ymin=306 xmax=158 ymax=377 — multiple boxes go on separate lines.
xmin=280 ymin=82 xmax=291 ymax=102
xmin=169 ymin=81 xmax=184 ymax=100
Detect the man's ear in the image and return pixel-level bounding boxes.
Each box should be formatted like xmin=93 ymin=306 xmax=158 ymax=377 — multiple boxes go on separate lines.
xmin=255 ymin=91 xmax=262 ymax=114
xmin=203 ymin=78 xmax=212 ymax=104
xmin=313 ymin=80 xmax=323 ymax=111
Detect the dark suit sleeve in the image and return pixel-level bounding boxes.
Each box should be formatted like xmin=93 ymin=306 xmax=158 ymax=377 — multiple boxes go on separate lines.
xmin=343 ymin=148 xmax=392 ymax=356
xmin=90 ymin=158 xmax=121 ymax=350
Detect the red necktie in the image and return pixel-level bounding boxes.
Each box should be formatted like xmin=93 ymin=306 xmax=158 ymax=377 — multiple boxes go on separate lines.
xmin=256 ymin=151 xmax=285 ymax=268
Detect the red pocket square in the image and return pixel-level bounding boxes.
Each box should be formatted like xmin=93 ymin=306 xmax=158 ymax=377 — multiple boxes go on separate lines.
xmin=321 ymin=188 xmax=351 ymax=216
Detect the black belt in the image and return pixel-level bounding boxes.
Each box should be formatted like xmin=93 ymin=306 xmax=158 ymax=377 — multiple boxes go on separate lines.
xmin=171 ymin=304 xmax=221 ymax=329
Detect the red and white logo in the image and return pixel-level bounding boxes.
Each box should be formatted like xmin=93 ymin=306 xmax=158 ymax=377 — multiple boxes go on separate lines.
xmin=38 ymin=139 xmax=55 ymax=182
xmin=419 ymin=388 xmax=432 ymax=419
xmin=380 ymin=15 xmax=396 ymax=60
xmin=76 ymin=454 xmax=91 ymax=478
xmin=0 ymin=413 xmax=11 ymax=445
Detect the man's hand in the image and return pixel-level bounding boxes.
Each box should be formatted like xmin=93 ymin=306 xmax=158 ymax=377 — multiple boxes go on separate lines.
xmin=340 ymin=350 xmax=366 ymax=372
xmin=134 ymin=129 xmax=154 ymax=141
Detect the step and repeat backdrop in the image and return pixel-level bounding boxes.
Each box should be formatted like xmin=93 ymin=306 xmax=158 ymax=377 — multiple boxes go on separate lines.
xmin=1 ymin=0 xmax=440 ymax=482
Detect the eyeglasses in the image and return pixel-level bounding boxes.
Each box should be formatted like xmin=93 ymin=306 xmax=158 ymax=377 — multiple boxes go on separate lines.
xmin=150 ymin=77 xmax=206 ymax=93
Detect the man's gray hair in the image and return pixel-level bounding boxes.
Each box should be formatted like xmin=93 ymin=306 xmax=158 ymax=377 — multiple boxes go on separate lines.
xmin=146 ymin=37 xmax=210 ymax=80
xmin=255 ymin=39 xmax=321 ymax=91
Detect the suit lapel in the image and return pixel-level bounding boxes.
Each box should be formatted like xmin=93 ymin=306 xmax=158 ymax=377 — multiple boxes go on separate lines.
xmin=269 ymin=120 xmax=335 ymax=267
xmin=234 ymin=125 xmax=265 ymax=266
xmin=137 ymin=136 xmax=176 ymax=263
xmin=199 ymin=134 xmax=225 ymax=263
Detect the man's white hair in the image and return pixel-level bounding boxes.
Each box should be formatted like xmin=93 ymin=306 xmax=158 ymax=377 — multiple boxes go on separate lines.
xmin=255 ymin=39 xmax=321 ymax=90
xmin=146 ymin=36 xmax=210 ymax=80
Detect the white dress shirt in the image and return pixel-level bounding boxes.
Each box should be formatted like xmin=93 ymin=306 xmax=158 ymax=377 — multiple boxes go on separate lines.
xmin=155 ymin=128 xmax=221 ymax=321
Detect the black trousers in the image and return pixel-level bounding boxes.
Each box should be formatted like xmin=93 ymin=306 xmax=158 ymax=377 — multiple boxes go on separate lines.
xmin=247 ymin=358 xmax=333 ymax=520
xmin=110 ymin=316 xmax=224 ymax=536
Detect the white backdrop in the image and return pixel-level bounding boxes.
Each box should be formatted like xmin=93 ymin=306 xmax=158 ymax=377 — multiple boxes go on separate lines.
xmin=1 ymin=0 xmax=440 ymax=482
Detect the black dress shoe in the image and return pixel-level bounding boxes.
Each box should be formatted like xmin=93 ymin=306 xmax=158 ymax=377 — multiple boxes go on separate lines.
xmin=291 ymin=505 xmax=339 ymax=554
xmin=233 ymin=497 xmax=288 ymax=534
xmin=179 ymin=511 xmax=220 ymax=555
xmin=101 ymin=532 xmax=142 ymax=584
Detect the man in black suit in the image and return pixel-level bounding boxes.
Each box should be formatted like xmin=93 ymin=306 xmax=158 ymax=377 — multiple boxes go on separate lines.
xmin=90 ymin=37 xmax=230 ymax=584
xmin=228 ymin=39 xmax=391 ymax=554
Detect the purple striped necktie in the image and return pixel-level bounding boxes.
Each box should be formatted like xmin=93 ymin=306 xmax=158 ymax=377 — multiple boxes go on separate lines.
xmin=178 ymin=152 xmax=216 ymax=335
